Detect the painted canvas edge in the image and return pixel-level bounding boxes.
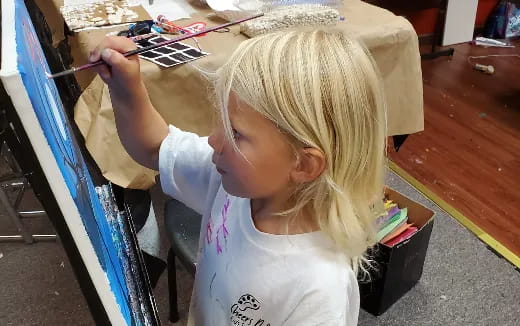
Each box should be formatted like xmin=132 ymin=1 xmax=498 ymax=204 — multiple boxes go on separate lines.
xmin=0 ymin=0 xmax=126 ymax=324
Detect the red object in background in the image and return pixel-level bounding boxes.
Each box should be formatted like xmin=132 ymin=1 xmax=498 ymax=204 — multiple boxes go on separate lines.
xmin=367 ymin=0 xmax=499 ymax=36
xmin=156 ymin=15 xmax=189 ymax=34
xmin=407 ymin=8 xmax=439 ymax=35
xmin=182 ymin=22 xmax=207 ymax=34
xmin=384 ymin=226 xmax=419 ymax=247
xmin=156 ymin=15 xmax=207 ymax=37
xmin=408 ymin=0 xmax=499 ymax=35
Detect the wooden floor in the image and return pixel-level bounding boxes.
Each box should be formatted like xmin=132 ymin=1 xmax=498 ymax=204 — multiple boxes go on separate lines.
xmin=389 ymin=41 xmax=520 ymax=257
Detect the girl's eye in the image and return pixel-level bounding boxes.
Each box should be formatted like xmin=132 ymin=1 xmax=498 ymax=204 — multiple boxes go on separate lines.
xmin=232 ymin=128 xmax=241 ymax=140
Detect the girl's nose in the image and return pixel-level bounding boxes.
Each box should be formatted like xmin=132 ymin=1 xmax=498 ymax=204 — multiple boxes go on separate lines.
xmin=208 ymin=126 xmax=224 ymax=154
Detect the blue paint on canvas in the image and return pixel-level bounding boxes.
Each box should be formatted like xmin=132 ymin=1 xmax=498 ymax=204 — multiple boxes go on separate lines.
xmin=13 ymin=0 xmax=135 ymax=323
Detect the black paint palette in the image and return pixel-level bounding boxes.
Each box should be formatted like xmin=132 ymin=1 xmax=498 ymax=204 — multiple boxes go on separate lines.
xmin=136 ymin=35 xmax=209 ymax=68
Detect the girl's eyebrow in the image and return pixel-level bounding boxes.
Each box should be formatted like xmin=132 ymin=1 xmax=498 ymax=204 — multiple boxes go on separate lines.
xmin=228 ymin=112 xmax=244 ymax=129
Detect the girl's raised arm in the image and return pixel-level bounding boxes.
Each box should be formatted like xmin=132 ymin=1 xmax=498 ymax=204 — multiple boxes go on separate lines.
xmin=89 ymin=36 xmax=168 ymax=171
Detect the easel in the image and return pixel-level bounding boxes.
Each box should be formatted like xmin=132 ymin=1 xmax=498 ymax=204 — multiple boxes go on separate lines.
xmin=0 ymin=2 xmax=162 ymax=322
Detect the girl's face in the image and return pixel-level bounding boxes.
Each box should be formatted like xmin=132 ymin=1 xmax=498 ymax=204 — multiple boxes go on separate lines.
xmin=208 ymin=93 xmax=297 ymax=199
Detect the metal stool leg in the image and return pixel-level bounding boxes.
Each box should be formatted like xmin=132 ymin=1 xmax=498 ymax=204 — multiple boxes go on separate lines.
xmin=0 ymin=184 xmax=57 ymax=243
xmin=0 ymin=184 xmax=34 ymax=243
xmin=2 ymin=178 xmax=45 ymax=218
xmin=168 ymin=248 xmax=180 ymax=323
xmin=0 ymin=141 xmax=56 ymax=243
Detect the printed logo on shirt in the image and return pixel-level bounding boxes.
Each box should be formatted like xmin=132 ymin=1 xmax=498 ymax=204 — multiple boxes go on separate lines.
xmin=230 ymin=294 xmax=271 ymax=326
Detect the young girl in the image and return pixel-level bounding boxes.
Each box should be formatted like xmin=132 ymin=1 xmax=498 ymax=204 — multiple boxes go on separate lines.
xmin=90 ymin=29 xmax=386 ymax=325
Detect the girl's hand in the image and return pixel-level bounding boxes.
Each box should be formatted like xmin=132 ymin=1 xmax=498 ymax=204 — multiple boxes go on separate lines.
xmin=89 ymin=36 xmax=142 ymax=103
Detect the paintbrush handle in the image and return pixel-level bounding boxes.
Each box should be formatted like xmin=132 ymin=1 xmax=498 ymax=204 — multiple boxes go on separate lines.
xmin=47 ymin=13 xmax=264 ymax=79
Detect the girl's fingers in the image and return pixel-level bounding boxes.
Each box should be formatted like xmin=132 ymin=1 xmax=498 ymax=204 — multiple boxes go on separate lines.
xmin=89 ymin=36 xmax=137 ymax=64
xmin=97 ymin=64 xmax=111 ymax=82
xmin=104 ymin=36 xmax=137 ymax=53
xmin=90 ymin=36 xmax=140 ymax=82
xmin=89 ymin=49 xmax=100 ymax=63
xmin=101 ymin=48 xmax=129 ymax=70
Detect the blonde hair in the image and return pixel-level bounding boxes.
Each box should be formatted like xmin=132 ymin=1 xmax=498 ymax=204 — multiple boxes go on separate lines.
xmin=213 ymin=29 xmax=387 ymax=272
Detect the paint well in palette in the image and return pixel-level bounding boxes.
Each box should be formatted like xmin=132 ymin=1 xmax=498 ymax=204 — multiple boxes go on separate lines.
xmin=167 ymin=43 xmax=189 ymax=51
xmin=140 ymin=51 xmax=161 ymax=58
xmin=156 ymin=57 xmax=179 ymax=66
xmin=171 ymin=53 xmax=192 ymax=61
xmin=150 ymin=37 xmax=169 ymax=43
xmin=184 ymin=49 xmax=203 ymax=58
xmin=154 ymin=47 xmax=173 ymax=55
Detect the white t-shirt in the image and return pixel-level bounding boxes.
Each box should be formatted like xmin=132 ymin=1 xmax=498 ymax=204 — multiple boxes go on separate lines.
xmin=159 ymin=125 xmax=360 ymax=326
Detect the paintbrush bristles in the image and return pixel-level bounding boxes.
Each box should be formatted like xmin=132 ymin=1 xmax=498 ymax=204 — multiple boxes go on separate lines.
xmin=46 ymin=67 xmax=77 ymax=79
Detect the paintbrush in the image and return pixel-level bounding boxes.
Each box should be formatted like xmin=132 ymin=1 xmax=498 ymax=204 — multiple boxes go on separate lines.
xmin=46 ymin=13 xmax=264 ymax=79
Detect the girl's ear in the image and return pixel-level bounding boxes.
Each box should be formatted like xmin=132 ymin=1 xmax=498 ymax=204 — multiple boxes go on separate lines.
xmin=290 ymin=147 xmax=326 ymax=184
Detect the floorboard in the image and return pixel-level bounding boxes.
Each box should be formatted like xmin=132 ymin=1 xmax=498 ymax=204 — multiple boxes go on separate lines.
xmin=389 ymin=40 xmax=520 ymax=257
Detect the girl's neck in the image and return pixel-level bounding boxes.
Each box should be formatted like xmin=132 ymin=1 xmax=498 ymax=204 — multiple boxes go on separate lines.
xmin=250 ymin=197 xmax=319 ymax=235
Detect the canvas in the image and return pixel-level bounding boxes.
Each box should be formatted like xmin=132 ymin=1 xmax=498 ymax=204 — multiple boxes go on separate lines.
xmin=0 ymin=0 xmax=159 ymax=324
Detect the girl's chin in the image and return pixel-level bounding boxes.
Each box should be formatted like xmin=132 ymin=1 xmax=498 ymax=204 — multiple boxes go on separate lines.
xmin=221 ymin=179 xmax=249 ymax=198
